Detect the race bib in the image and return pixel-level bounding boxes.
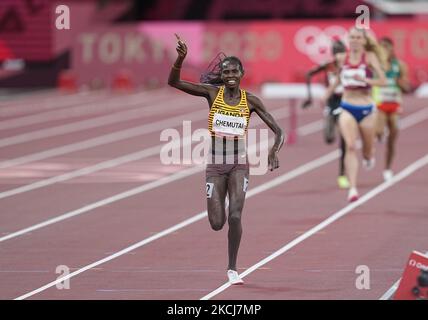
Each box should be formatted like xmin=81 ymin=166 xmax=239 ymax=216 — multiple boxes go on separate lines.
xmin=212 ymin=113 xmax=247 ymax=136
xmin=378 ymin=87 xmax=401 ymax=102
xmin=341 ymin=68 xmax=367 ymax=87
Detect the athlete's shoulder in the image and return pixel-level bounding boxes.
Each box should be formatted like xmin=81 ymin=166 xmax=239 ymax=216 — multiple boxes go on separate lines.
xmin=245 ymin=92 xmax=265 ymax=111
xmin=245 ymin=91 xmax=260 ymax=103
xmin=203 ymin=83 xmax=222 ymax=92
xmin=205 ymin=84 xmax=222 ymax=99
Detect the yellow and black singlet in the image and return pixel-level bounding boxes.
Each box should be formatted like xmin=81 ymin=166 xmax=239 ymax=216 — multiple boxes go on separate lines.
xmin=208 ymin=86 xmax=250 ymax=138
xmin=208 ymin=86 xmax=251 ymax=159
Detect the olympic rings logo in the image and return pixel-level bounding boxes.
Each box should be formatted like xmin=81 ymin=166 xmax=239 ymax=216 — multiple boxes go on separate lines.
xmin=294 ymin=25 xmax=379 ymax=64
xmin=294 ymin=26 xmax=348 ymax=64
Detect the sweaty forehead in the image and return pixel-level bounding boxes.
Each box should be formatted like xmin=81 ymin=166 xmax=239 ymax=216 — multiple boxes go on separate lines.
xmin=221 ymin=61 xmax=240 ymax=70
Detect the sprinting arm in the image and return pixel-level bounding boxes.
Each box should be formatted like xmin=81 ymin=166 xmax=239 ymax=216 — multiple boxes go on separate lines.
xmin=248 ymin=93 xmax=285 ymax=171
xmin=301 ymin=63 xmax=328 ymax=109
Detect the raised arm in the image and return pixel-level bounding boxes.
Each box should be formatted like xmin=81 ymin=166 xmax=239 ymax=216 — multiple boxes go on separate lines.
xmin=302 ymin=63 xmax=328 ymax=109
xmin=168 ymin=34 xmax=215 ymax=98
xmin=248 ymin=93 xmax=285 ymax=171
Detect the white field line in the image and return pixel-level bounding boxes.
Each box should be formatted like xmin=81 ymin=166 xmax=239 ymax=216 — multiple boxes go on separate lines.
xmin=0 ymin=103 xmax=293 ymax=170
xmin=19 ymin=151 xmax=428 ymax=300
xmin=0 ymin=109 xmax=207 ymax=169
xmin=0 ymin=90 xmax=186 ymax=130
xmin=0 ymin=91 xmax=112 ymax=118
xmin=0 ymin=96 xmax=201 ymax=148
xmin=2 ymin=106 xmax=427 ymax=241
xmin=0 ymin=87 xmax=169 ymax=117
xmin=13 ymin=147 xmax=339 ymax=300
xmin=0 ymin=107 xmax=287 ymax=200
xmin=0 ymin=89 xmax=58 ymax=103
xmin=201 ymin=153 xmax=428 ymax=300
xmin=9 ymin=106 xmax=428 ymax=299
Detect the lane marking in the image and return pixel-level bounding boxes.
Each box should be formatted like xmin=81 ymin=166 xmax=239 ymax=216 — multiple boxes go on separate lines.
xmin=0 ymin=109 xmax=207 ymax=169
xmin=0 ymin=97 xmax=199 ymax=148
xmin=0 ymin=88 xmax=169 ymax=122
xmin=2 ymin=106 xmax=427 ymax=244
xmin=0 ymin=108 xmax=315 ymax=242
xmin=0 ymin=107 xmax=288 ymax=200
xmin=201 ymin=153 xmax=428 ymax=300
xmin=16 ymin=152 xmax=428 ymax=300
xmin=379 ymin=279 xmax=401 ymax=300
xmin=11 ymin=107 xmax=428 ymax=299
xmin=0 ymin=165 xmax=203 ymax=243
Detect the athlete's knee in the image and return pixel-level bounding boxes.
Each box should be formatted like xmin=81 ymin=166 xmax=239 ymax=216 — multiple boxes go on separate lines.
xmin=346 ymin=141 xmax=358 ymax=152
xmin=228 ymin=210 xmax=242 ymax=226
xmin=375 ymin=128 xmax=384 ymax=137
xmin=209 ymin=218 xmax=225 ymax=231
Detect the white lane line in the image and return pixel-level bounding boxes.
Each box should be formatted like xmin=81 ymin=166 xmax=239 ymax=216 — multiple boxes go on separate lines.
xmin=11 ymin=107 xmax=428 ymax=299
xmin=1 ymin=165 xmax=203 ymax=244
xmin=0 ymin=96 xmax=199 ymax=148
xmin=0 ymin=89 xmax=57 ymax=103
xmin=0 ymin=90 xmax=184 ymax=131
xmin=0 ymin=88 xmax=169 ymax=119
xmin=5 ymin=103 xmax=416 ymax=197
xmin=2 ymin=106 xmax=427 ymax=239
xmin=0 ymin=91 xmax=98 ymax=112
xmin=13 ymin=148 xmax=340 ymax=300
xmin=0 ymin=107 xmax=288 ymax=200
xmin=379 ymin=279 xmax=401 ymax=300
xmin=0 ymin=108 xmax=289 ymax=241
xmin=201 ymin=153 xmax=428 ymax=300
xmin=0 ymin=109 xmax=207 ymax=170
xmin=0 ymin=92 xmax=112 ymax=125
xmin=0 ymin=144 xmax=162 ymax=200
xmin=0 ymin=92 xmax=110 ymax=121
xmin=13 ymin=140 xmax=428 ymax=300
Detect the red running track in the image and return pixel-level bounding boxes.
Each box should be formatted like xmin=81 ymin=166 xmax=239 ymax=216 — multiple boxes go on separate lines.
xmin=0 ymin=89 xmax=427 ymax=300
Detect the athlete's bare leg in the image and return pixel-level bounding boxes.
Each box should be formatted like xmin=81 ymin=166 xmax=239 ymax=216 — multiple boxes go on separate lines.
xmin=226 ymin=168 xmax=248 ymax=271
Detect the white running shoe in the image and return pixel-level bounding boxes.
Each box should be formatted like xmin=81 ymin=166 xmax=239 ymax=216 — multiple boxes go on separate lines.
xmin=383 ymin=170 xmax=393 ymax=181
xmin=362 ymin=157 xmax=376 ymax=170
xmin=227 ymin=270 xmax=244 ymax=285
xmin=347 ymin=187 xmax=359 ymax=203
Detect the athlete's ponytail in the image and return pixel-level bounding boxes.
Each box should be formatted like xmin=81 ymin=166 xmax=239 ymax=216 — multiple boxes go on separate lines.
xmin=360 ymin=29 xmax=388 ymax=70
xmin=200 ymin=53 xmax=245 ymax=85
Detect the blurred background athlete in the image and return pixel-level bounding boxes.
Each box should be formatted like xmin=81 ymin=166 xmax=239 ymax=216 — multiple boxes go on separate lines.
xmin=373 ymin=37 xmax=411 ymax=181
xmin=301 ymin=39 xmax=349 ymax=189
